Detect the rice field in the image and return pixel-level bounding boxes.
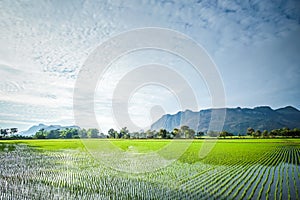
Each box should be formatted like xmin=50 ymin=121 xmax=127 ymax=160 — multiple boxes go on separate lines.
xmin=0 ymin=139 xmax=299 ymax=199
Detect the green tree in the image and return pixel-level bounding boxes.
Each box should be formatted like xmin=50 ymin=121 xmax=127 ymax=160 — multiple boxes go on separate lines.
xmin=0 ymin=128 xmax=9 ymax=137
xmin=158 ymin=129 xmax=168 ymax=139
xmin=246 ymin=127 xmax=255 ymax=136
xmin=186 ymin=128 xmax=195 ymax=139
xmin=34 ymin=129 xmax=47 ymax=139
xmin=59 ymin=129 xmax=67 ymax=138
xmin=10 ymin=128 xmax=18 ymax=135
xmin=98 ymin=132 xmax=106 ymax=138
xmin=108 ymin=128 xmax=117 ymax=138
xmin=195 ymin=131 xmax=204 ymax=138
xmin=65 ymin=128 xmax=74 ymax=139
xmin=79 ymin=129 xmax=88 ymax=138
xmin=46 ymin=129 xmax=60 ymax=139
xmin=219 ymin=131 xmax=228 ymax=138
xmin=59 ymin=128 xmax=74 ymax=139
xmin=88 ymin=128 xmax=99 ymax=138
xmin=179 ymin=126 xmax=196 ymax=139
xmin=130 ymin=132 xmax=139 ymax=139
xmin=139 ymin=131 xmax=147 ymax=139
xmin=180 ymin=125 xmax=192 ymax=138
xmin=146 ymin=130 xmax=154 ymax=138
xmin=120 ymin=127 xmax=129 ymax=139
xmin=70 ymin=128 xmax=79 ymax=138
xmin=253 ymin=130 xmax=261 ymax=137
xmin=269 ymin=129 xmax=277 ymax=137
xmin=262 ymin=130 xmax=268 ymax=138
xmin=172 ymin=128 xmax=180 ymax=138
xmin=291 ymin=128 xmax=300 ymax=137
xmin=280 ymin=127 xmax=290 ymax=137
xmin=180 ymin=125 xmax=189 ymax=138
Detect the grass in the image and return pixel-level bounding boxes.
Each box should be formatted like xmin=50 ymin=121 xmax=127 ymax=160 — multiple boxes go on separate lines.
xmin=0 ymin=139 xmax=85 ymax=151
xmin=0 ymin=138 xmax=299 ymax=199
xmin=1 ymin=138 xmax=298 ymax=165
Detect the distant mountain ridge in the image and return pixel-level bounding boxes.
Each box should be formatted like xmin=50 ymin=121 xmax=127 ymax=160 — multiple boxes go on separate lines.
xmin=20 ymin=124 xmax=80 ymax=136
xmin=150 ymin=106 xmax=300 ymax=135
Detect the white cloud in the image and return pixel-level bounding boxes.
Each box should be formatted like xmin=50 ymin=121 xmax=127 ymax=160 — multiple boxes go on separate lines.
xmin=0 ymin=0 xmax=299 ymax=131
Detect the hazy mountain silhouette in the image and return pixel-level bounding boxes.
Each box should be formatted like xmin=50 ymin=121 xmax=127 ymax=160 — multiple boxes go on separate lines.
xmin=151 ymin=106 xmax=300 ymax=135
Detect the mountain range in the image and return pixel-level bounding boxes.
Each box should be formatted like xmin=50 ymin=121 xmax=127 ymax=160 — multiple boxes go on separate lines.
xmin=150 ymin=106 xmax=300 ymax=135
xmin=20 ymin=124 xmax=80 ymax=136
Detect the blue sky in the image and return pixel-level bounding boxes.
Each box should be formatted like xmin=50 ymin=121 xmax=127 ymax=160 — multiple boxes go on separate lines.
xmin=0 ymin=0 xmax=299 ymax=132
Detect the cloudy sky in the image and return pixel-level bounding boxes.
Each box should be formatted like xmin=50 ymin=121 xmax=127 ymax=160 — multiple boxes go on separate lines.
xmin=0 ymin=0 xmax=299 ymax=132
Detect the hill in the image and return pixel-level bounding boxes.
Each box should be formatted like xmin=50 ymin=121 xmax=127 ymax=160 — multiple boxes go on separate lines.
xmin=20 ymin=124 xmax=80 ymax=136
xmin=150 ymin=106 xmax=300 ymax=135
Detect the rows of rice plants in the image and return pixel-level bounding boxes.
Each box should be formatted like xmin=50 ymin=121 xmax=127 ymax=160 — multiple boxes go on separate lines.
xmin=223 ymin=149 xmax=279 ymax=199
xmin=229 ymin=149 xmax=279 ymax=199
xmin=166 ymin=143 xmax=299 ymax=199
xmin=263 ymin=148 xmax=285 ymax=200
xmin=180 ymin=150 xmax=268 ymax=199
xmin=251 ymin=148 xmax=282 ymax=199
xmin=292 ymin=147 xmax=299 ymax=198
xmin=0 ymin=140 xmax=299 ymax=199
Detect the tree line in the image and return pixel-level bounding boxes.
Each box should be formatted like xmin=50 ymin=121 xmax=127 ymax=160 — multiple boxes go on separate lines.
xmin=106 ymin=126 xmax=300 ymax=139
xmin=108 ymin=126 xmax=203 ymax=139
xmin=0 ymin=128 xmax=18 ymax=138
xmin=33 ymin=128 xmax=106 ymax=139
xmin=246 ymin=127 xmax=300 ymax=138
xmin=1 ymin=126 xmax=300 ymax=140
